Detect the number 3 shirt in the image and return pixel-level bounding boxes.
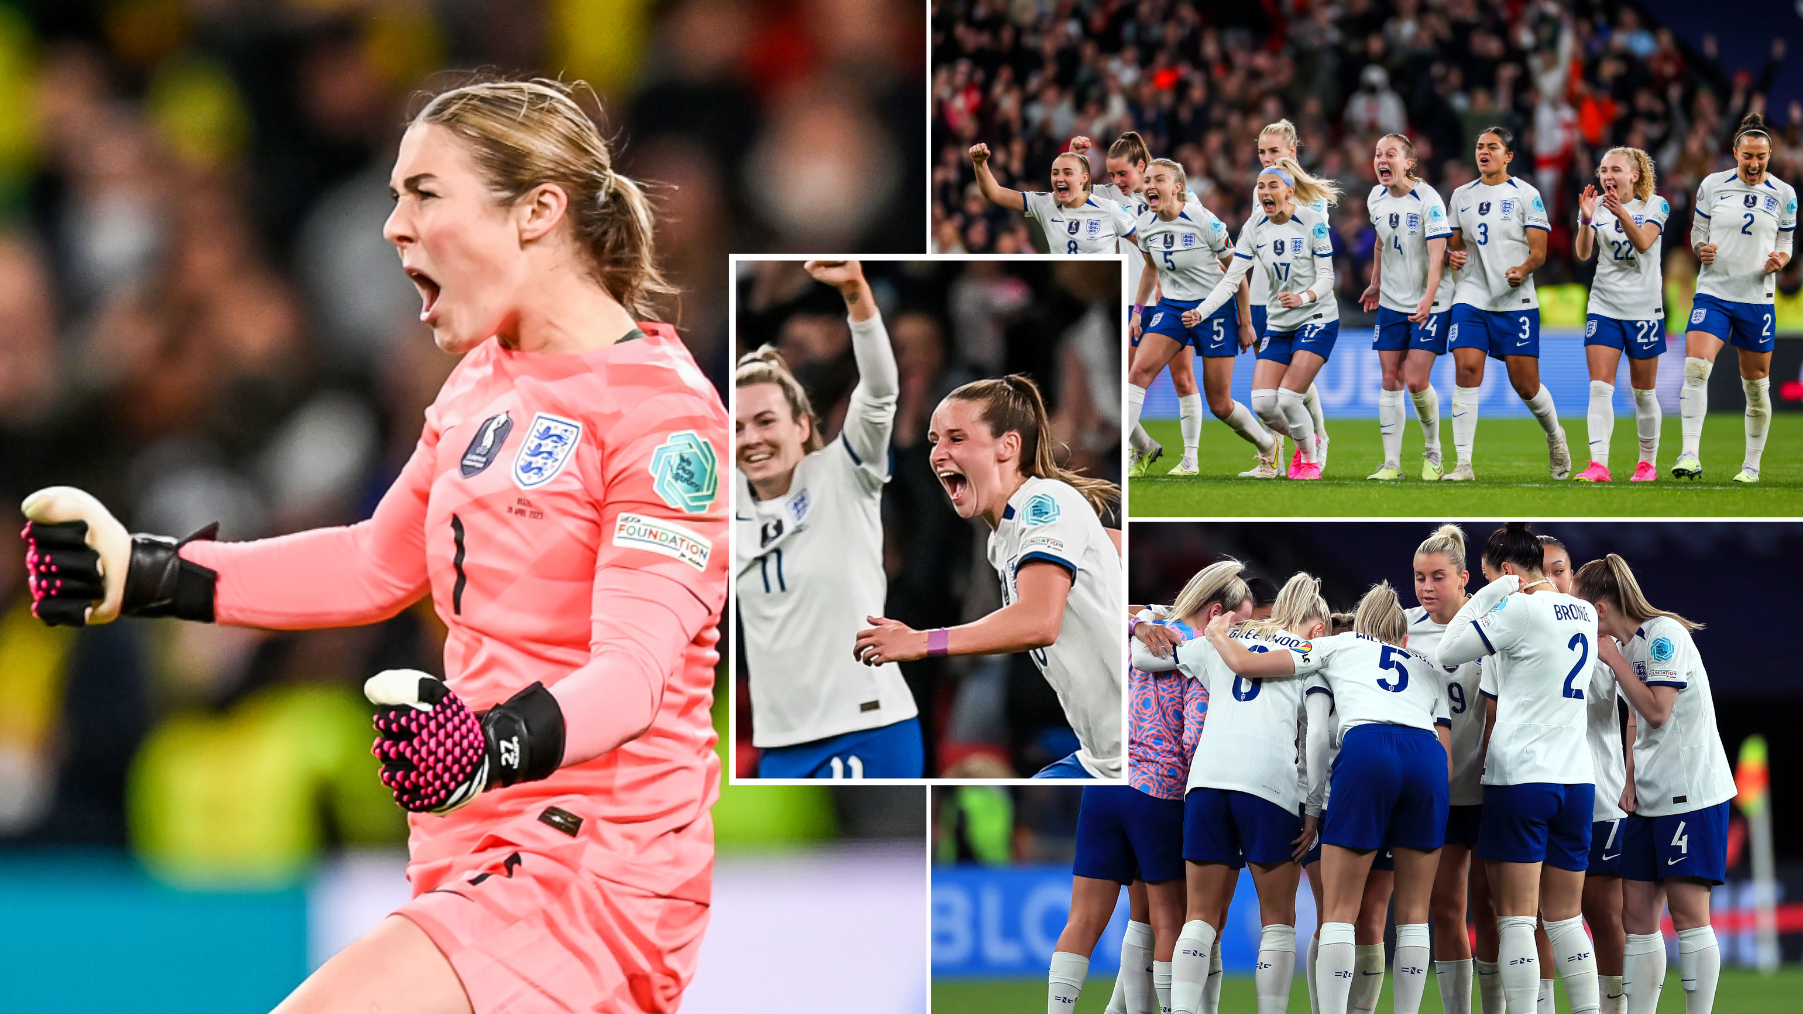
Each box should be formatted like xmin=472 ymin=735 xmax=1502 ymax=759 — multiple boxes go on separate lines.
xmin=1446 ymin=176 xmax=1551 ymax=311
xmin=180 ymin=323 xmax=730 ymax=911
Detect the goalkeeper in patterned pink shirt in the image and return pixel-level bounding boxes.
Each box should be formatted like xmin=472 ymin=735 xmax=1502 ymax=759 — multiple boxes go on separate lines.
xmin=19 ymin=79 xmax=727 ymax=1014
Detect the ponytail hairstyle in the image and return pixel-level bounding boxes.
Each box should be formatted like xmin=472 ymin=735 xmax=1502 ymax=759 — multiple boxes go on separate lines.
xmin=1378 ymin=133 xmax=1421 ymax=181
xmin=1268 ymin=156 xmax=1342 ymax=208
xmin=1170 ymin=558 xmax=1250 ymax=623
xmin=1478 ymin=125 xmax=1517 ymax=155
xmin=1109 ymin=131 xmax=1151 ymax=169
xmin=413 ymin=78 xmax=673 ymax=317
xmin=1259 ymin=118 xmax=1302 ymax=156
xmin=1051 ymin=149 xmax=1093 ymax=194
xmin=1353 ymin=580 xmax=1408 ymax=647
xmin=1481 ymin=522 xmax=1545 ymax=577
xmin=1600 ymin=146 xmax=1658 ymax=202
xmin=1415 ymin=523 xmax=1468 ymax=574
xmin=1147 ymin=157 xmax=1189 ymax=200
xmin=1735 ymin=111 xmax=1774 ymax=150
xmin=1240 ymin=571 xmax=1331 ymax=639
xmin=942 ymin=374 xmax=1120 ymax=515
xmin=1329 ymin=612 xmax=1357 ymax=636
xmin=736 ymin=346 xmax=824 ymax=453
xmin=1572 ymin=554 xmax=1704 ymax=631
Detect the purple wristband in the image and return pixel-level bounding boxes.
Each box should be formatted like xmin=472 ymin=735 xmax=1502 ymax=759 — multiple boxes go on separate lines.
xmin=927 ymin=628 xmax=951 ymax=656
xmin=1133 ymin=304 xmax=1144 ymax=316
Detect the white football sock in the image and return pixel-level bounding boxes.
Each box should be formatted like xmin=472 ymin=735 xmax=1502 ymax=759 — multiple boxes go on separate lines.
xmin=1105 ymin=967 xmax=1130 ymax=1014
xmin=1537 ymin=978 xmax=1554 ymax=1014
xmin=1351 ymin=942 xmax=1386 ymax=1012
xmin=1305 ymin=382 xmax=1328 ymax=437
xmin=1452 ymin=385 xmax=1481 ymax=464
xmin=1155 ymin=960 xmax=1173 ymax=1014
xmin=1498 ymin=915 xmax=1540 ymax=1013
xmin=1623 ymin=933 xmax=1665 ymax=1014
xmin=1049 ymin=950 xmax=1089 ymax=1013
xmin=1252 ymin=387 xmax=1289 ymax=435
xmin=1202 ymin=944 xmax=1223 ymax=1014
xmin=1172 ymin=920 xmax=1216 ymax=1014
xmin=1127 ymin=384 xmax=1148 ymax=446
xmin=1438 ymin=958 xmax=1474 ymax=1014
xmin=1546 ymin=914 xmax=1601 ymax=1014
xmin=1131 ymin=423 xmax=1157 ymax=455
xmin=1412 ymin=383 xmax=1442 ymax=452
xmin=1308 ymin=935 xmax=1322 ymax=1014
xmin=1223 ymin=399 xmax=1277 ymax=453
xmin=1318 ymin=921 xmax=1357 ymax=1014
xmin=1394 ymin=924 xmax=1431 ymax=1014
xmin=1178 ymin=393 xmax=1203 ymax=465
xmin=1524 ymin=383 xmax=1561 ymax=436
xmin=1679 ymin=357 xmax=1712 ymax=457
xmin=1601 ymin=973 xmax=1626 ymax=1014
xmin=1379 ymin=387 xmax=1406 ymax=465
xmin=1632 ymin=388 xmax=1660 ymax=465
xmin=1120 ymin=920 xmax=1154 ymax=1014
xmin=1677 ymin=926 xmax=1719 ymax=1014
xmin=1477 ymin=958 xmax=1507 ymax=1014
xmin=1279 ymin=388 xmax=1318 ymax=462
xmin=1587 ymin=380 xmax=1615 ymax=467
xmin=1743 ymin=377 xmax=1771 ymax=474
xmin=1256 ymin=924 xmax=1296 ymax=1014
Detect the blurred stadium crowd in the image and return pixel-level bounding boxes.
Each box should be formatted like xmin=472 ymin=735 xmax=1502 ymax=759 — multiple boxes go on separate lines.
xmin=931 ymin=0 xmax=1799 ymax=318
xmin=0 ymin=0 xmax=923 ymax=879
xmin=734 ymin=258 xmax=1120 ymax=778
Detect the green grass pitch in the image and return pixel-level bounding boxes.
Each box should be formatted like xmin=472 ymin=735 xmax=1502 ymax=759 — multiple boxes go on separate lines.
xmin=1129 ymin=415 xmax=1803 ymax=516
xmin=933 ymin=967 xmax=1803 ymax=1012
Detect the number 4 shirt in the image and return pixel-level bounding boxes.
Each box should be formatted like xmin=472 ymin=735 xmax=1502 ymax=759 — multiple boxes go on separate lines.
xmin=1619 ymin=617 xmax=1735 ymax=818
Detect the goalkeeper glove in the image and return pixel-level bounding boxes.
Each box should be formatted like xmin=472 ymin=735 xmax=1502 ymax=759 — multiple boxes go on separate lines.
xmin=21 ymin=486 xmax=218 ymax=626
xmin=365 ymin=670 xmax=566 ymax=814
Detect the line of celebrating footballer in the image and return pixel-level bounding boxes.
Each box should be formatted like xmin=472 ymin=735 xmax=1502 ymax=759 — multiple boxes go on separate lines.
xmin=972 ymin=111 xmax=1792 ymax=482
xmin=1038 ymin=523 xmax=1733 ymax=1014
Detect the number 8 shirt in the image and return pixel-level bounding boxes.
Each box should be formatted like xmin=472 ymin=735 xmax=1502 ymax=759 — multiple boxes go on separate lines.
xmin=1022 ymin=190 xmax=1137 ymax=255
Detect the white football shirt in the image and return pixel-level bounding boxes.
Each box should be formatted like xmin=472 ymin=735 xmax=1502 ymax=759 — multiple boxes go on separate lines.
xmin=1586 ymin=196 xmax=1669 ymax=321
xmin=1620 ymin=617 xmax=1736 ymax=817
xmin=987 ymin=475 xmax=1123 ymax=778
xmin=1228 ymin=203 xmax=1339 ymax=332
xmin=735 ymin=315 xmax=919 ymax=748
xmin=1586 ymin=656 xmax=1627 ymax=821
xmin=1248 ymin=195 xmax=1330 ymax=306
xmin=1369 ymin=182 xmax=1455 ymax=313
xmin=1446 ymin=176 xmax=1551 ymax=311
xmin=1459 ymin=588 xmax=1597 ymax=786
xmin=1407 ymin=605 xmax=1486 ymax=806
xmin=1023 ymin=190 xmax=1138 ymax=256
xmin=1692 ymin=169 xmax=1798 ymax=305
xmin=1135 ymin=201 xmax=1234 ymax=301
xmin=1294 ymin=632 xmax=1450 ymax=734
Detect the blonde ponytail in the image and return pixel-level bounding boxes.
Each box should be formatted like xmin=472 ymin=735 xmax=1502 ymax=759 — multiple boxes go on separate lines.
xmin=1270 ymin=156 xmax=1342 ymax=208
xmin=1415 ymin=523 xmax=1468 ymax=573
xmin=1353 ymin=581 xmax=1408 ymax=647
xmin=1170 ymin=559 xmax=1250 ymax=623
xmin=1572 ymin=554 xmax=1703 ymax=631
xmin=942 ymin=375 xmax=1119 ymax=515
xmin=1240 ymin=571 xmax=1331 ymax=639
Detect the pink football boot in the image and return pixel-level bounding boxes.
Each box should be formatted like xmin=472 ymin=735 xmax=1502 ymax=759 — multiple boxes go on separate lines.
xmin=1630 ymin=461 xmax=1657 ymax=482
xmin=1288 ymin=447 xmax=1304 ymax=479
xmin=1575 ymin=461 xmax=1612 ymax=482
xmin=1295 ymin=461 xmax=1323 ymax=480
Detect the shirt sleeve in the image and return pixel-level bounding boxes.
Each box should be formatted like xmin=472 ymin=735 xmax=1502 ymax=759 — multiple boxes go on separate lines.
xmin=1479 ymin=657 xmax=1497 ymax=698
xmin=1523 ymin=187 xmax=1551 ymax=232
xmin=1639 ymin=627 xmax=1690 ymax=690
xmin=180 ymin=416 xmax=439 ymax=628
xmin=1782 ymin=187 xmax=1797 ymax=233
xmin=1425 ymin=189 xmax=1452 ymax=238
xmin=1022 ymin=191 xmax=1049 ymax=221
xmin=1014 ymin=484 xmax=1090 ymax=580
xmin=1114 ymin=201 xmax=1137 ymax=241
xmin=838 ymin=312 xmax=898 ymax=489
xmin=1206 ymin=214 xmax=1232 ymax=258
xmin=1644 ymin=196 xmax=1671 ymax=232
xmin=550 ymin=390 xmax=729 ymax=766
xmin=1303 ymin=689 xmax=1333 ymax=817
xmin=1445 ymin=189 xmax=1464 ymax=234
xmin=1692 ymin=178 xmax=1713 ymax=248
xmin=1310 ymin=216 xmax=1335 ymax=257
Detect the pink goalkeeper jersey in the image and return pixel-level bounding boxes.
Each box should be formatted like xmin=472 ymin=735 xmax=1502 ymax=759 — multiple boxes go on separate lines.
xmin=181 ymin=324 xmax=728 ymax=906
xmin=1129 ymin=617 xmax=1206 ymax=801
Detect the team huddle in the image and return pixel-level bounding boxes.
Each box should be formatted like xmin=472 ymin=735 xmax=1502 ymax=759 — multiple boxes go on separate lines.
xmin=1043 ymin=523 xmax=1733 ymax=1014
xmin=733 ymin=261 xmax=1124 ymax=780
xmin=975 ymin=111 xmax=1792 ymax=483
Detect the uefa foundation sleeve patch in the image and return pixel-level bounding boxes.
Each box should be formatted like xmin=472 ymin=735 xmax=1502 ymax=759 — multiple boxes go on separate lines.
xmin=613 ymin=513 xmax=711 ymax=571
xmin=649 ymin=431 xmax=718 ymax=513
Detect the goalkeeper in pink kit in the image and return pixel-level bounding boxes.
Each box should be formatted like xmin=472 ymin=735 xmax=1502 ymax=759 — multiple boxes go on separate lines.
xmin=19 ymin=80 xmax=727 ymax=1014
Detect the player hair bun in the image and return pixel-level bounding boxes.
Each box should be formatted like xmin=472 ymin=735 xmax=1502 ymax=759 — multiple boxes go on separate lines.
xmin=737 ymin=344 xmax=790 ymax=371
xmin=1483 ymin=522 xmax=1543 ymax=575
xmin=1740 ymin=111 xmax=1770 ymax=131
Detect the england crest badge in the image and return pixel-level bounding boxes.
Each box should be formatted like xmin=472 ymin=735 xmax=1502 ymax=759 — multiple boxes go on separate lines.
xmin=512 ymin=412 xmax=584 ymax=489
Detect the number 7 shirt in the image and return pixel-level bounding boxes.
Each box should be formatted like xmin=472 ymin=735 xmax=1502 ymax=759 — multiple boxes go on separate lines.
xmin=180 ymin=324 xmax=729 ymax=905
